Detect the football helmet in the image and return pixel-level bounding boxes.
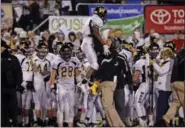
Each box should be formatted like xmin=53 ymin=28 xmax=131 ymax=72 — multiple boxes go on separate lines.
xmin=94 ymin=6 xmax=107 ymax=24
xmin=110 ymin=38 xmax=121 ymax=53
xmin=147 ymin=42 xmax=160 ymax=58
xmin=20 ymin=40 xmax=31 ymax=48
xmin=164 ymin=41 xmax=176 ymax=52
xmin=36 ymin=43 xmax=48 ymax=59
xmin=19 ymin=43 xmax=33 ymax=57
xmin=59 ymin=44 xmax=72 ymax=62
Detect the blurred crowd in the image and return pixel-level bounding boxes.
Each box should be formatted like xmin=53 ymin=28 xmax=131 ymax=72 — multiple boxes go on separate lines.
xmin=1 ymin=26 xmax=184 ymax=56
xmin=11 ymin=0 xmax=124 ymax=32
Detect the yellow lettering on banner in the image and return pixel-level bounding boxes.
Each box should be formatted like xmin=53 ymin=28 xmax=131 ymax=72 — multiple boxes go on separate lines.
xmin=49 ymin=16 xmax=90 ymax=33
xmin=73 ymin=19 xmax=82 ymax=30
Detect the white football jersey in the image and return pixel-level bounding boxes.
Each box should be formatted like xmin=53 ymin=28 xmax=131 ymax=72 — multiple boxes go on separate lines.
xmin=32 ymin=55 xmax=51 ymax=77
xmin=21 ymin=57 xmax=34 ymax=82
xmin=82 ymin=14 xmax=103 ymax=37
xmin=15 ymin=53 xmax=26 ymax=64
xmin=46 ymin=52 xmax=56 ymax=62
xmin=133 ymin=57 xmax=147 ymax=83
xmin=52 ymin=57 xmax=80 ymax=88
xmin=119 ymin=49 xmax=133 ymax=69
xmin=79 ymin=58 xmax=90 ymax=77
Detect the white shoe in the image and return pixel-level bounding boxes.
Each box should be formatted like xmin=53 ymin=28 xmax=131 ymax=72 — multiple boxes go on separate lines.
xmin=138 ymin=118 xmax=147 ymax=127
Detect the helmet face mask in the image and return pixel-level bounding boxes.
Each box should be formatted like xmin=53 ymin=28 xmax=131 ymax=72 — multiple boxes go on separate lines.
xmin=60 ymin=46 xmax=72 ymax=62
xmin=37 ymin=47 xmax=48 ymax=59
xmin=149 ymin=47 xmax=160 ymax=58
xmin=94 ymin=7 xmax=107 ymax=24
xmin=25 ymin=48 xmax=33 ymax=57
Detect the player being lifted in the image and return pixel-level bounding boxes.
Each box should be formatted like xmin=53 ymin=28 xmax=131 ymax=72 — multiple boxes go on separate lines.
xmin=80 ymin=6 xmax=110 ymax=88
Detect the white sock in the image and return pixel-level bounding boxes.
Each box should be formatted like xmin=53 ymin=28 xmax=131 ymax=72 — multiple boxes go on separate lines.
xmin=25 ymin=116 xmax=29 ymax=124
xmin=33 ymin=110 xmax=37 ymax=121
xmin=149 ymin=114 xmax=154 ymax=126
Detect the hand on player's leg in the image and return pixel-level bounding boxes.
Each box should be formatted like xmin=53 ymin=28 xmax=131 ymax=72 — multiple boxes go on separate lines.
xmin=90 ymin=81 xmax=100 ymax=96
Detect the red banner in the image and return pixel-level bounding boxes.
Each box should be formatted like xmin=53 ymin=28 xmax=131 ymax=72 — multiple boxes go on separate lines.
xmin=145 ymin=5 xmax=185 ymax=34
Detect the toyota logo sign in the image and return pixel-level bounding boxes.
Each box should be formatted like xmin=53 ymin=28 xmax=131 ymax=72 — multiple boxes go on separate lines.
xmin=150 ymin=9 xmax=171 ymax=25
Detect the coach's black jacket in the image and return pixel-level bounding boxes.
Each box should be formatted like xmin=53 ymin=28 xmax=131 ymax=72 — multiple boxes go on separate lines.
xmin=1 ymin=48 xmax=23 ymax=126
xmin=95 ymin=53 xmax=132 ymax=89
xmin=1 ymin=49 xmax=23 ymax=92
xmin=171 ymin=48 xmax=185 ymax=82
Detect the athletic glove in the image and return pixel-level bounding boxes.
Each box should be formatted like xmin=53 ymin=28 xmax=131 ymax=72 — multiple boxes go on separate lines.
xmin=103 ymin=45 xmax=110 ymax=56
xmin=44 ymin=74 xmax=51 ymax=82
xmin=41 ymin=71 xmax=50 ymax=76
xmin=90 ymin=81 xmax=100 ymax=96
xmin=26 ymin=81 xmax=35 ymax=92
xmin=16 ymin=85 xmax=25 ymax=94
xmin=149 ymin=59 xmax=155 ymax=65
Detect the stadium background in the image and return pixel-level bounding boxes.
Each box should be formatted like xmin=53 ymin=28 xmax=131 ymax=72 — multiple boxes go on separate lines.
xmin=1 ymin=0 xmax=185 ymax=40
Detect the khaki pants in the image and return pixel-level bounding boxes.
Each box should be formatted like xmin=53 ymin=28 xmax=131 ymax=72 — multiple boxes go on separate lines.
xmin=163 ymin=81 xmax=184 ymax=123
xmin=99 ymin=81 xmax=124 ymax=127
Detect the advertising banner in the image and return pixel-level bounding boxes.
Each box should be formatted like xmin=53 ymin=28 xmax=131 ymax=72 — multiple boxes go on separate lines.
xmin=1 ymin=3 xmax=13 ymax=29
xmin=88 ymin=4 xmax=144 ymax=35
xmin=145 ymin=5 xmax=185 ymax=34
xmin=49 ymin=16 xmax=90 ymax=34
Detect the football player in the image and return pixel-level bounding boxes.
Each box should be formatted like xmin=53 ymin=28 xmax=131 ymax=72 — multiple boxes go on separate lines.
xmin=119 ymin=41 xmax=137 ymax=70
xmin=81 ymin=6 xmax=110 ymax=85
xmin=43 ymin=45 xmax=57 ymax=126
xmin=74 ymin=49 xmax=90 ymax=124
xmin=119 ymin=41 xmax=137 ymax=121
xmin=32 ymin=43 xmax=51 ymax=126
xmin=19 ymin=45 xmax=34 ymax=126
xmin=132 ymin=51 xmax=151 ymax=126
xmin=50 ymin=44 xmax=81 ymax=127
xmin=74 ymin=49 xmax=106 ymax=127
